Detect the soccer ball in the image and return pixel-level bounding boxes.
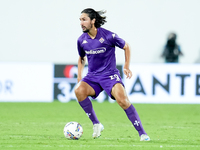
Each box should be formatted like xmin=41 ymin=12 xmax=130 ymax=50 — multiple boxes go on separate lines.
xmin=63 ymin=121 xmax=83 ymax=140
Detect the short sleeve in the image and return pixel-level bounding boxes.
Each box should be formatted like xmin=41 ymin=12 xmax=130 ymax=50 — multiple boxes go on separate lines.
xmin=108 ymin=33 xmax=125 ymax=49
xmin=77 ymin=39 xmax=86 ymax=57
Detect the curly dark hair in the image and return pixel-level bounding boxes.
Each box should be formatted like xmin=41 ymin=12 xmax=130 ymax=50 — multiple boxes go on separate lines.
xmin=81 ymin=8 xmax=107 ymax=28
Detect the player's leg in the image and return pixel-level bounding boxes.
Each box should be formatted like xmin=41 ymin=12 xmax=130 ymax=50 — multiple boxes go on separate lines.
xmin=75 ymin=81 xmax=95 ymax=102
xmin=75 ymin=81 xmax=99 ymax=124
xmin=111 ymin=83 xmax=150 ymax=141
xmin=75 ymin=80 xmax=104 ymax=138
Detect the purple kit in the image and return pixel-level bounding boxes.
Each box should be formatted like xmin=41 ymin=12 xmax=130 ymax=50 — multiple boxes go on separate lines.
xmin=77 ymin=27 xmax=126 ymax=99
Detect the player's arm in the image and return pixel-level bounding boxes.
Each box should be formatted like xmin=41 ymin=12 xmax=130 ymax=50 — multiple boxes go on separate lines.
xmin=123 ymin=42 xmax=132 ymax=79
xmin=77 ymin=56 xmax=86 ymax=82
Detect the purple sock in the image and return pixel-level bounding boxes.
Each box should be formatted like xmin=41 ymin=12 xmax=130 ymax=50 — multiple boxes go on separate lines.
xmin=79 ymin=97 xmax=100 ymax=125
xmin=124 ymin=104 xmax=147 ymax=136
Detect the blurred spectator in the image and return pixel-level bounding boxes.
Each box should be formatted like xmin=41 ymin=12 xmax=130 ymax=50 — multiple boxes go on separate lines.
xmin=161 ymin=32 xmax=183 ymax=63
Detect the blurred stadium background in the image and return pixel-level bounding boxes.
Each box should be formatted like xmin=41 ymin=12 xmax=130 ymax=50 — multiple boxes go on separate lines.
xmin=0 ymin=0 xmax=199 ymax=103
xmin=1 ymin=1 xmax=200 ymax=149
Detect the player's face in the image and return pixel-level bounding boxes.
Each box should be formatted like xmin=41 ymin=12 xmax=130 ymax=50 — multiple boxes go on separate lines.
xmin=79 ymin=13 xmax=94 ymax=33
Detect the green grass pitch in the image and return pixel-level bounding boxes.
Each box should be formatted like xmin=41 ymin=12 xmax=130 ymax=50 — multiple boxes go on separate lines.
xmin=0 ymin=101 xmax=200 ymax=150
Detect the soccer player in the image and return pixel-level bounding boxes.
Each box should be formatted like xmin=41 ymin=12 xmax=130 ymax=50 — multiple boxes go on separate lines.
xmin=75 ymin=8 xmax=150 ymax=141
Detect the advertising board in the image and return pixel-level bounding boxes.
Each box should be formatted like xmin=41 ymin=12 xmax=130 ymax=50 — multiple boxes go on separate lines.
xmin=53 ymin=64 xmax=200 ymax=104
xmin=0 ymin=62 xmax=54 ymax=102
xmin=125 ymin=64 xmax=200 ymax=103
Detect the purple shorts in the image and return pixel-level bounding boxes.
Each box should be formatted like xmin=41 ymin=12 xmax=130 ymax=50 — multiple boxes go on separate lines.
xmin=81 ymin=70 xmax=124 ymax=100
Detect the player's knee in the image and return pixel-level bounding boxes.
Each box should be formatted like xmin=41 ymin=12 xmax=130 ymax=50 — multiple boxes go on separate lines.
xmin=116 ymin=97 xmax=130 ymax=109
xmin=118 ymin=101 xmax=127 ymax=109
xmin=74 ymin=85 xmax=86 ymax=97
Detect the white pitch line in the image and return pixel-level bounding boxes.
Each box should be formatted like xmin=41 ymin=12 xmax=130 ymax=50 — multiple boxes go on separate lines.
xmin=103 ymin=137 xmax=192 ymax=141
xmin=161 ymin=126 xmax=191 ymax=129
xmin=56 ymin=144 xmax=200 ymax=148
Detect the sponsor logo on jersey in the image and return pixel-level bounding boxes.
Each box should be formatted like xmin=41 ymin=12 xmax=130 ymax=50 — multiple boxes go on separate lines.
xmin=85 ymin=47 xmax=106 ymax=54
xmin=112 ymin=34 xmax=115 ymax=38
xmin=82 ymin=40 xmax=88 ymax=44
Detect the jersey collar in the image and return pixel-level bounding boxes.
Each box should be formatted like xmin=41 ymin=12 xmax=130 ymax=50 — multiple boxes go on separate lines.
xmin=86 ymin=28 xmax=100 ymax=39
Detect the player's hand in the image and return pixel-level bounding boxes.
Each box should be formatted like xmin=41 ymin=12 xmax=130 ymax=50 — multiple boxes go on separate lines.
xmin=123 ymin=68 xmax=132 ymax=79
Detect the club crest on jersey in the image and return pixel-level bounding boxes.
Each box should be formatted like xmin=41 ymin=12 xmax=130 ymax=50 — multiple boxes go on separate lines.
xmin=99 ymin=37 xmax=104 ymax=43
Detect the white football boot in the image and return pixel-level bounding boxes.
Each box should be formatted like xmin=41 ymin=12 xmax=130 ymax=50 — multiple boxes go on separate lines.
xmin=92 ymin=123 xmax=104 ymax=139
xmin=140 ymin=134 xmax=150 ymax=141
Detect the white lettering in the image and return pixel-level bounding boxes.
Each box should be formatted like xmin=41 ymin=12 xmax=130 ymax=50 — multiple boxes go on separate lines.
xmin=109 ymin=74 xmax=120 ymax=81
xmin=114 ymin=74 xmax=120 ymax=81
xmin=0 ymin=80 xmax=13 ymax=94
xmin=109 ymin=75 xmax=115 ymax=80
xmin=85 ymin=47 xmax=106 ymax=54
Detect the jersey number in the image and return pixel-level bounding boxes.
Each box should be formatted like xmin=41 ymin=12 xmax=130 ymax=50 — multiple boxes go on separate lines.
xmin=109 ymin=74 xmax=120 ymax=81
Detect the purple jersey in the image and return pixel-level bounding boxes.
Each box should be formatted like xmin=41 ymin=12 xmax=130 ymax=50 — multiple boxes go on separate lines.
xmin=77 ymin=27 xmax=125 ymax=75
